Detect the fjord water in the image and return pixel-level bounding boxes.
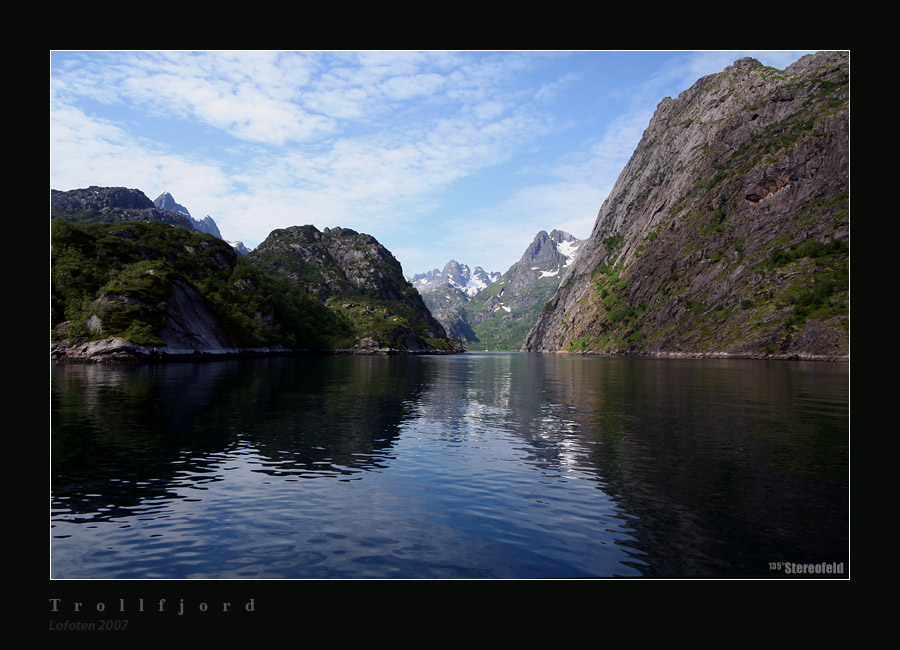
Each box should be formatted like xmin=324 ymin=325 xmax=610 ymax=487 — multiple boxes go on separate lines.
xmin=51 ymin=353 xmax=848 ymax=579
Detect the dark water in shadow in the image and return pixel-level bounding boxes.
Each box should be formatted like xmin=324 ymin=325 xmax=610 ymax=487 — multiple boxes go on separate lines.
xmin=51 ymin=353 xmax=848 ymax=579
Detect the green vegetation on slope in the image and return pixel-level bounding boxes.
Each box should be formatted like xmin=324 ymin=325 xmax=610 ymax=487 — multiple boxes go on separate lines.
xmin=459 ymin=276 xmax=562 ymax=351
xmin=51 ymin=219 xmax=353 ymax=350
xmin=249 ymin=226 xmax=454 ymax=352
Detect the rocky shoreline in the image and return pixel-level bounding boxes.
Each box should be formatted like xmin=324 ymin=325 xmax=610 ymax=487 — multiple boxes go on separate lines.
xmin=51 ymin=337 xmax=465 ymax=364
xmin=551 ymin=349 xmax=849 ymax=362
xmin=51 ymin=337 xmax=848 ymax=364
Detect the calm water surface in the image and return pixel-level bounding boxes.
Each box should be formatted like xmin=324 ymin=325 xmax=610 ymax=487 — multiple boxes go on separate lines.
xmin=51 ymin=353 xmax=849 ymax=579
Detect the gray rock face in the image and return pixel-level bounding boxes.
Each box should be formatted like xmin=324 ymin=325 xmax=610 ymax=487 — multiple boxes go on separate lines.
xmin=158 ymin=279 xmax=236 ymax=352
xmin=52 ymin=279 xmax=239 ymax=362
xmin=228 ymin=241 xmax=251 ymax=255
xmin=254 ymin=225 xmax=403 ymax=299
xmin=152 ymin=192 xmax=224 ymax=239
xmin=52 ymin=186 xmax=155 ymax=212
xmin=414 ymin=230 xmax=583 ymax=349
xmin=493 ymin=229 xmax=582 ymax=306
xmin=152 ymin=191 xmax=192 ymax=217
xmin=51 ymin=186 xmax=197 ymax=231
xmin=250 ymin=224 xmax=456 ymax=350
xmin=194 ymin=215 xmax=223 ymax=239
xmin=524 ymin=51 xmax=849 ymax=358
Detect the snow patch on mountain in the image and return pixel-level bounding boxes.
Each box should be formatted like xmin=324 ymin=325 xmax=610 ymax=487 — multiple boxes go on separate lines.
xmin=228 ymin=241 xmax=251 ymax=255
xmin=556 ymin=238 xmax=581 ymax=263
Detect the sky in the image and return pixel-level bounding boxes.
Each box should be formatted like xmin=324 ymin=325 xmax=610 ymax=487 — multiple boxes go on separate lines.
xmin=50 ymin=50 xmax=817 ymax=276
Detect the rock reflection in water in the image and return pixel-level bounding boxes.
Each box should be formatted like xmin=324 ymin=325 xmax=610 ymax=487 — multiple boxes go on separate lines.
xmin=51 ymin=353 xmax=848 ymax=578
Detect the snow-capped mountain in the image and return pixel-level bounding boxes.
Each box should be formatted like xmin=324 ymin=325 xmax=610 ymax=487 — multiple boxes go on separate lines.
xmin=505 ymin=229 xmax=583 ymax=288
xmin=416 ymin=230 xmax=583 ymax=350
xmin=228 ymin=241 xmax=251 ymax=256
xmin=412 ymin=260 xmax=501 ymax=299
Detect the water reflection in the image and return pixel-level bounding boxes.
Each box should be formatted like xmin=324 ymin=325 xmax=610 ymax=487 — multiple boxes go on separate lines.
xmin=51 ymin=353 xmax=848 ymax=578
xmin=532 ymin=355 xmax=849 ymax=576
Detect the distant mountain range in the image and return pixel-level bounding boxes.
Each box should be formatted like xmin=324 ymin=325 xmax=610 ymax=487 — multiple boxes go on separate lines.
xmin=412 ymin=262 xmax=501 ymax=298
xmin=413 ymin=229 xmax=583 ymax=350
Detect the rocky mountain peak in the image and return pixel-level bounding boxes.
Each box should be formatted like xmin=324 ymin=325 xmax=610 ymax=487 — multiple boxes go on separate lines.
xmin=152 ymin=192 xmax=223 ymax=239
xmin=413 ymin=259 xmax=501 ymax=300
xmin=153 ymin=191 xmax=191 ymax=217
xmin=508 ymin=229 xmax=582 ymax=289
xmin=194 ymin=215 xmax=223 ymax=240
xmin=442 ymin=260 xmax=469 ymax=286
xmin=730 ymin=56 xmax=763 ymax=71
xmin=256 ymin=225 xmax=411 ymax=302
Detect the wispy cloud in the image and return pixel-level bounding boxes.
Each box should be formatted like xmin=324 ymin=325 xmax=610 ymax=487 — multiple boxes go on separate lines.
xmin=51 ymin=50 xmax=567 ymax=249
xmin=50 ymin=50 xmax=816 ymax=272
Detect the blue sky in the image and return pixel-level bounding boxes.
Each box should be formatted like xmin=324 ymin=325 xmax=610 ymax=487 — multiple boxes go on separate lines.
xmin=50 ymin=50 xmax=817 ymax=275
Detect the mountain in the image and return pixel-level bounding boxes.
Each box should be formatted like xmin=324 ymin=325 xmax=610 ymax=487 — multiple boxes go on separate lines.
xmin=152 ymin=190 xmax=192 ymax=218
xmin=50 ymin=193 xmax=462 ymax=361
xmin=50 ymin=218 xmax=341 ymax=361
xmin=412 ymin=261 xmax=501 ymax=297
xmin=524 ymin=52 xmax=849 ymax=359
xmin=412 ymin=260 xmax=501 ymax=342
xmin=415 ymin=229 xmax=583 ymax=350
xmin=51 ymin=186 xmax=197 ymax=231
xmin=487 ymin=229 xmax=582 ymax=304
xmin=463 ymin=229 xmax=582 ymax=350
xmin=151 ymin=191 xmax=252 ymax=254
xmin=228 ymin=241 xmax=251 ymax=255
xmin=153 ymin=191 xmax=224 ymax=239
xmin=241 ymin=225 xmax=462 ymax=354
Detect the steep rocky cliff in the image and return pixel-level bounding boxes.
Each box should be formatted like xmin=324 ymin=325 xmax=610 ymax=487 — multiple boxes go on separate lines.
xmin=51 ymin=219 xmax=274 ymax=362
xmin=524 ymin=51 xmax=849 ymax=359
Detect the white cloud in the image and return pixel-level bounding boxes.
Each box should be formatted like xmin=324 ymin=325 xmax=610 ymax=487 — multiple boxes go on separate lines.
xmin=50 ymin=95 xmax=231 ymax=203
xmin=534 ymin=71 xmax=582 ymax=102
xmin=51 ymin=50 xmax=817 ymax=272
xmin=378 ymin=73 xmax=446 ymax=101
